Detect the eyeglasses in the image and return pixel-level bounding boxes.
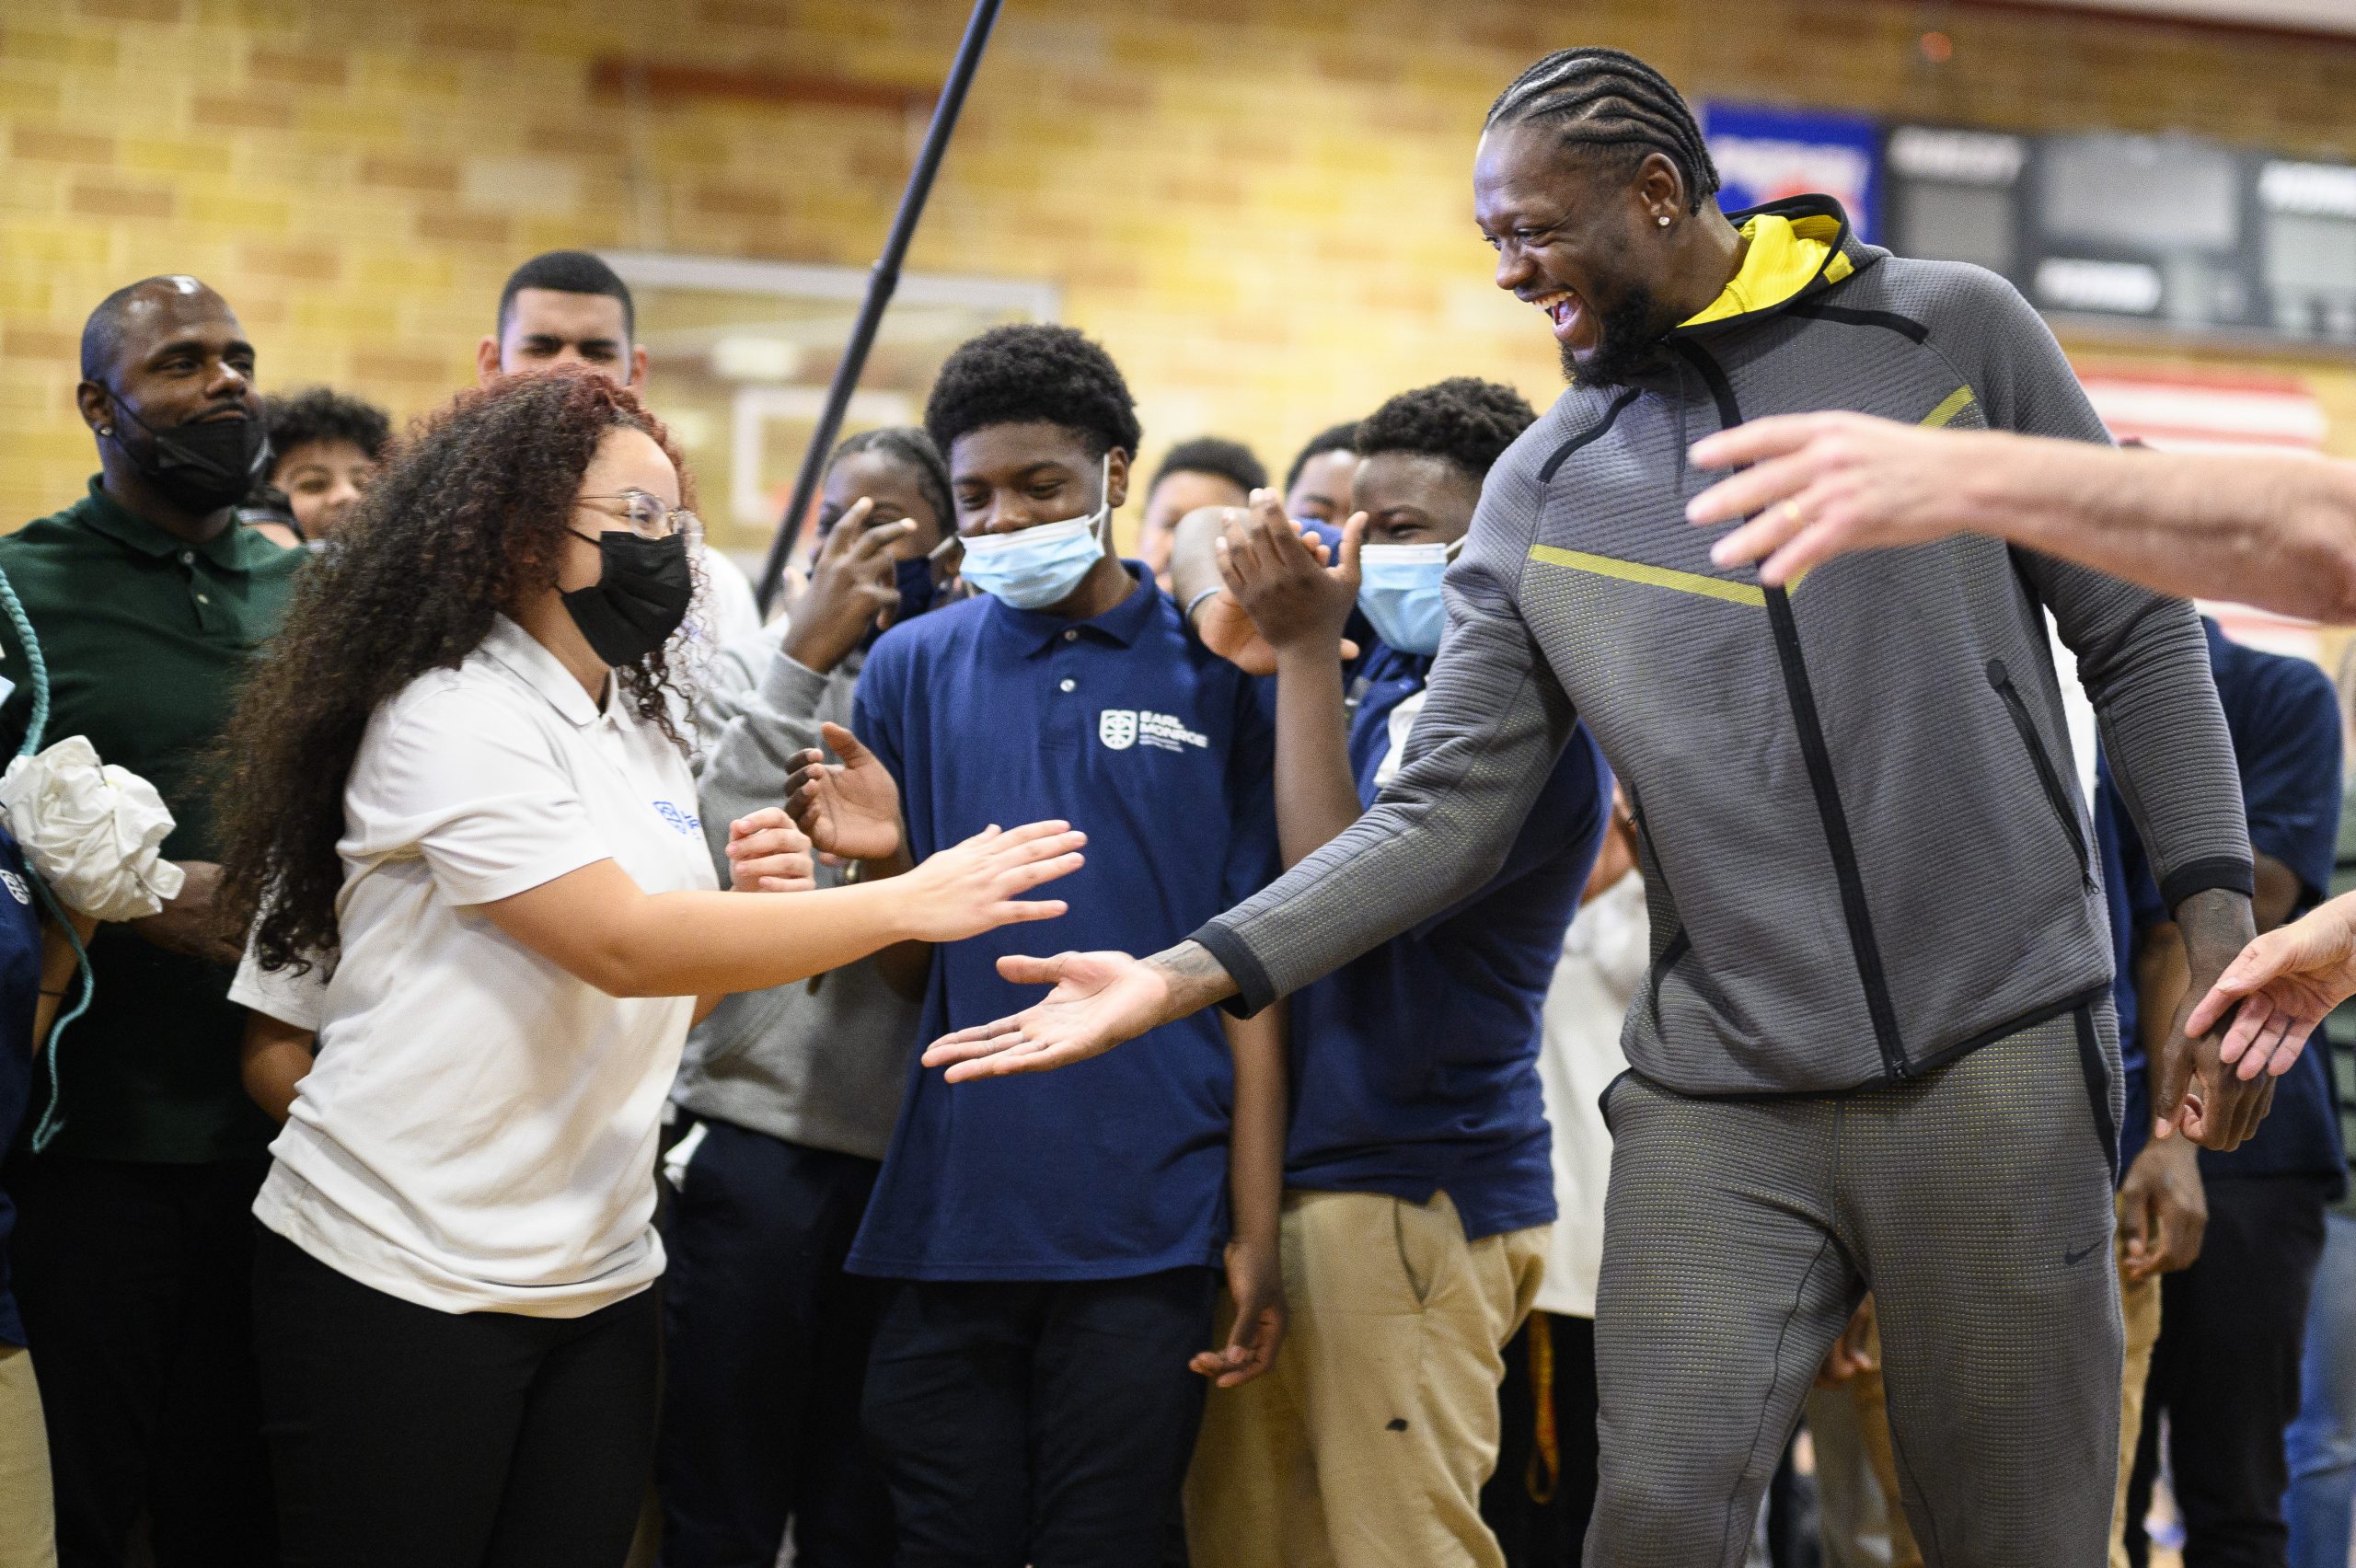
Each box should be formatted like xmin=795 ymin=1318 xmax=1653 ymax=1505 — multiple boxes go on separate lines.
xmin=576 ymin=490 xmax=699 ymax=541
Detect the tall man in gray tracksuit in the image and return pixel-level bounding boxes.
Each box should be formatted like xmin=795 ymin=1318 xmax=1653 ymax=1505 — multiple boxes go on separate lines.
xmin=910 ymin=49 xmax=2270 ymax=1568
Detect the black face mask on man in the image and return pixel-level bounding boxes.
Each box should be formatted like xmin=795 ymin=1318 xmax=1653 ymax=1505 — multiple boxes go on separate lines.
xmin=102 ymin=396 xmax=271 ymax=514
xmin=560 ymin=528 xmax=695 ymax=667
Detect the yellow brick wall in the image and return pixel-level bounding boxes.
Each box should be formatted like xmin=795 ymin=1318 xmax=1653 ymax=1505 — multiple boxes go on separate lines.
xmin=5 ymin=0 xmax=2354 ymax=544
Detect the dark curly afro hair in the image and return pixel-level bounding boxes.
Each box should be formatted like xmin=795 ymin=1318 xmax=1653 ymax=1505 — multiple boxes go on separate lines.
xmin=264 ymin=386 xmax=392 ymax=469
xmin=1149 ymin=436 xmax=1265 ymax=498
xmin=1283 ymin=421 xmax=1360 ymax=493
xmin=1353 ymin=377 xmax=1538 ymax=483
xmin=923 ymin=324 xmax=1141 ymax=463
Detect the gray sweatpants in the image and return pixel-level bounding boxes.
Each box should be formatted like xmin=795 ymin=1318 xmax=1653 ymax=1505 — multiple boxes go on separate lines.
xmin=1588 ymin=1002 xmax=2124 ymax=1568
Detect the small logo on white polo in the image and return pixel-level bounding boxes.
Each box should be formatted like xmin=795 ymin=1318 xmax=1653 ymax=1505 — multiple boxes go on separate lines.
xmin=1100 ymin=709 xmax=1207 ymax=753
xmin=653 ymin=800 xmax=702 ymax=836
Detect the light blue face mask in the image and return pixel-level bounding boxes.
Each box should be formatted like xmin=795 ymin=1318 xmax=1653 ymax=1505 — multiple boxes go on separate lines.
xmin=1356 ymin=540 xmax=1455 ymax=656
xmin=956 ymin=455 xmax=1111 ymax=611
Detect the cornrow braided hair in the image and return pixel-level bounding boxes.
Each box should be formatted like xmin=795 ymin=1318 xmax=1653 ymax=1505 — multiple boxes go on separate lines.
xmin=1484 ymin=48 xmax=1720 ymax=213
xmin=832 ymin=426 xmax=953 ymax=536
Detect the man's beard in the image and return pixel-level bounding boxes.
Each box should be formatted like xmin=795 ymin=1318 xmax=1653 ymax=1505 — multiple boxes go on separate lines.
xmin=1560 ymin=285 xmax=1677 ymax=389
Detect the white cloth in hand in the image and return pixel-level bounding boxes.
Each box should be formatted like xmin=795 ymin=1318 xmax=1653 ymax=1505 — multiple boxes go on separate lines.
xmin=0 ymin=735 xmax=186 ymax=920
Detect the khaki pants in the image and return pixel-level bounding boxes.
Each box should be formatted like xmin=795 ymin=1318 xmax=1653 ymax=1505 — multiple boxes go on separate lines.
xmin=2110 ymin=1197 xmax=2165 ymax=1568
xmin=1184 ymin=1189 xmax=1548 ymax=1568
xmin=0 ymin=1346 xmax=56 ymax=1568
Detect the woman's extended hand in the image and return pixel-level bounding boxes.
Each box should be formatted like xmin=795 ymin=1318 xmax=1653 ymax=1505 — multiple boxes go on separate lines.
xmin=725 ymin=808 xmax=814 ymax=893
xmin=895 ymin=821 xmax=1087 ymax=942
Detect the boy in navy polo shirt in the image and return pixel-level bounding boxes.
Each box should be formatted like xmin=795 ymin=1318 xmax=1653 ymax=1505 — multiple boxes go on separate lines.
xmin=1173 ymin=379 xmax=1610 ymax=1568
xmin=786 ymin=325 xmax=1287 ymax=1567
xmin=2108 ymin=618 xmax=2346 ymax=1568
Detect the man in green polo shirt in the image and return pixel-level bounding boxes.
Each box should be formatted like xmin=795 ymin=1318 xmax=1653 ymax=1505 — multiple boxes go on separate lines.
xmin=0 ymin=275 xmax=300 ymax=1565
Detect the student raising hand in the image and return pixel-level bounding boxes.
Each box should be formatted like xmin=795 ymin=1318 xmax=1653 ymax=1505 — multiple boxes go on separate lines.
xmin=785 ymin=721 xmax=907 ymax=864
xmin=1216 ymin=489 xmax=1364 ymax=658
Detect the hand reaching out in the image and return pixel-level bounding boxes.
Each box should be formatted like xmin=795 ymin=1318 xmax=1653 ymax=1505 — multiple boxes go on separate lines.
xmin=2184 ymin=890 xmax=2356 ymax=1086
xmin=786 ymin=721 xmax=906 ymax=862
xmin=922 ymin=949 xmax=1178 ymax=1081
xmin=895 ymin=822 xmax=1087 ymax=942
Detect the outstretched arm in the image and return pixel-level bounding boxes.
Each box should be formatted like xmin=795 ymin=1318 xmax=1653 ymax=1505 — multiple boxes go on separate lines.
xmin=481 ymin=821 xmax=1082 ymax=1000
xmin=927 ymin=464 xmax=1576 ymax=1078
xmin=1686 ymin=415 xmax=2356 ymax=623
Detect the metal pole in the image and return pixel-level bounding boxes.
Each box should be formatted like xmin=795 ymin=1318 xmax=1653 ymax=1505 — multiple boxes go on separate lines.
xmin=755 ymin=0 xmax=1004 ymax=614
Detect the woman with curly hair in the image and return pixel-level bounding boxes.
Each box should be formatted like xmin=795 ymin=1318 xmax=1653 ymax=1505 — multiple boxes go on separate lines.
xmin=210 ymin=368 xmax=1084 ymax=1567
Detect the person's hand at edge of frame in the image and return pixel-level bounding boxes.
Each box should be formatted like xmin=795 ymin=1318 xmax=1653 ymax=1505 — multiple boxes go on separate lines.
xmin=2184 ymin=889 xmax=2356 ymax=1089
xmin=1683 ymin=412 xmax=1992 ymax=586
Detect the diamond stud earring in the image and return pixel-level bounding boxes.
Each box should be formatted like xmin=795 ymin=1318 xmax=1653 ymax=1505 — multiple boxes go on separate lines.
xmin=1657 ymin=214 xmax=1671 ymax=227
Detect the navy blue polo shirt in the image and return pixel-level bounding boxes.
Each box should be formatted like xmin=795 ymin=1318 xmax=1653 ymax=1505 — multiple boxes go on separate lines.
xmin=845 ymin=564 xmax=1280 ymax=1282
xmin=0 ymin=828 xmax=48 ymax=1345
xmin=2109 ymin=620 xmax=2345 ymax=1187
xmin=1283 ymin=639 xmax=1609 ymax=1239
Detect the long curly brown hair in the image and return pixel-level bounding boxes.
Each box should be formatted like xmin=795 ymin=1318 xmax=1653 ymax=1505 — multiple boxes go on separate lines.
xmin=215 ymin=369 xmax=699 ymax=975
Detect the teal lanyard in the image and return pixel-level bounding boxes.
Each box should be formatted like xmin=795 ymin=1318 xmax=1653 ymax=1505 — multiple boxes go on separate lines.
xmin=0 ymin=567 xmax=96 ymax=1151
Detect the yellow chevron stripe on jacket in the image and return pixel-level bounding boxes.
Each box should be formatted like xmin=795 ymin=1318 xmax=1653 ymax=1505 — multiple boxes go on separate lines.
xmin=1923 ymin=386 xmax=1976 ymax=427
xmin=1527 ymin=544 xmax=1767 ymax=606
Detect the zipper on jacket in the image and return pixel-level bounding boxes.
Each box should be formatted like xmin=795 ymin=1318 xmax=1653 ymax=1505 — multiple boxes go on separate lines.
xmin=1986 ymin=659 xmax=2096 ymax=890
xmin=1672 ymin=339 xmax=1911 ymax=1082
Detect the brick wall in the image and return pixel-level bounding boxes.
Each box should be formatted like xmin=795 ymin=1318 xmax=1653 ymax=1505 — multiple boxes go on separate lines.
xmin=4 ymin=0 xmax=2353 ymax=539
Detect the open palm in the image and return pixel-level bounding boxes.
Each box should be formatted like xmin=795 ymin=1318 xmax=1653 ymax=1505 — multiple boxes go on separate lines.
xmin=922 ymin=949 xmax=1173 ymax=1081
xmin=785 ymin=721 xmax=904 ymax=861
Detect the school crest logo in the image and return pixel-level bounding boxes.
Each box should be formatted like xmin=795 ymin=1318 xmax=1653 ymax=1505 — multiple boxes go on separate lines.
xmin=0 ymin=871 xmax=27 ymax=907
xmin=1098 ymin=709 xmax=1138 ymax=751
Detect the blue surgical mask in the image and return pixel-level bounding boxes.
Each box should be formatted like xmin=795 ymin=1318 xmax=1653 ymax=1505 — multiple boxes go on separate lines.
xmin=1356 ymin=541 xmax=1453 ymax=656
xmin=956 ymin=455 xmax=1112 ymax=611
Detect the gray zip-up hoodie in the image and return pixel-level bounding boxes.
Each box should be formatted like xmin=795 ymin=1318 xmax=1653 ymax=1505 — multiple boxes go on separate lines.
xmin=1195 ymin=196 xmax=2250 ymax=1098
xmin=674 ymin=632 xmax=918 ymax=1159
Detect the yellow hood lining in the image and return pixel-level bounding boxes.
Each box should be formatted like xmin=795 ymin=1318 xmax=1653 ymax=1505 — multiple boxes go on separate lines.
xmin=1680 ymin=213 xmax=1854 ymax=329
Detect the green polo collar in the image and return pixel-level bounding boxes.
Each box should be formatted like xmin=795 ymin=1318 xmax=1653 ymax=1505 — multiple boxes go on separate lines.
xmin=72 ymin=476 xmax=271 ymax=571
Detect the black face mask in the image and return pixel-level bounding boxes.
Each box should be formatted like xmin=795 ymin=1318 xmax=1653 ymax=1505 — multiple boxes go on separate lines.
xmin=105 ymin=396 xmax=271 ymax=513
xmin=560 ymin=529 xmax=695 ymax=667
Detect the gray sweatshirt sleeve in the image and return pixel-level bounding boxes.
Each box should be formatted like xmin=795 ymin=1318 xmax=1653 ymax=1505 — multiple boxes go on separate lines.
xmin=691 ymin=638 xmax=856 ymax=885
xmin=1192 ymin=455 xmax=1581 ymax=1014
xmin=1952 ymin=267 xmax=2252 ymax=907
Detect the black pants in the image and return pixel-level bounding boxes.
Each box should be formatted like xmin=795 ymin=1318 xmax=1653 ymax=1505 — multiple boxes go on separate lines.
xmin=251 ymin=1226 xmax=659 ymax=1567
xmin=861 ymin=1267 xmax=1216 ymax=1568
xmin=2126 ymin=1172 xmax=2334 ymax=1568
xmin=1483 ymin=1310 xmax=1600 ymax=1567
xmin=656 ymin=1119 xmax=894 ymax=1567
xmin=5 ymin=1154 xmax=274 ymax=1568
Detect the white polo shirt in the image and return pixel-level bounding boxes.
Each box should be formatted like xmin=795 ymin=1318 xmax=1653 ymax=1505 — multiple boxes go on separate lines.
xmin=243 ymin=615 xmax=718 ymax=1318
